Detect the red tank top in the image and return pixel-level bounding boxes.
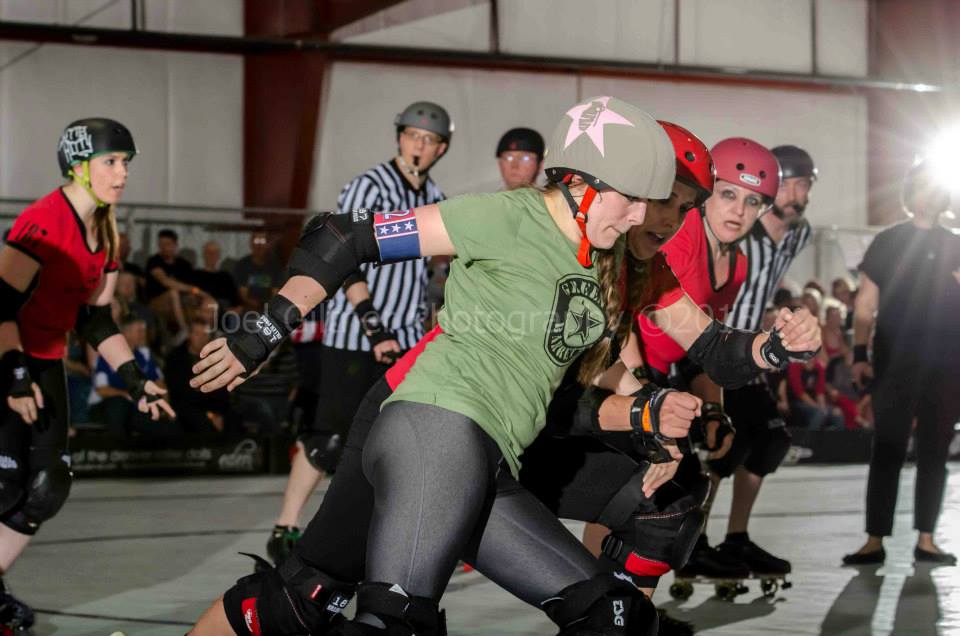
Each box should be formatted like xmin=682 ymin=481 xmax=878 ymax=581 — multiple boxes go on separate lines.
xmin=637 ymin=212 xmax=747 ymax=373
xmin=7 ymin=189 xmax=118 ymax=359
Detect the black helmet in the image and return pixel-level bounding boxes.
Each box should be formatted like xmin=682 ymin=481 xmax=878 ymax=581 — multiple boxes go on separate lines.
xmin=771 ymin=145 xmax=817 ymax=181
xmin=496 ymin=127 xmax=545 ymax=159
xmin=394 ymin=102 xmax=453 ymax=142
xmin=58 ymin=118 xmax=137 ymax=178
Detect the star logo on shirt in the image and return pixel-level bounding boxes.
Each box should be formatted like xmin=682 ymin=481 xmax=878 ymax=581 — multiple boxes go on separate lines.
xmin=562 ymin=96 xmax=634 ymax=157
xmin=568 ymin=307 xmax=602 ymax=344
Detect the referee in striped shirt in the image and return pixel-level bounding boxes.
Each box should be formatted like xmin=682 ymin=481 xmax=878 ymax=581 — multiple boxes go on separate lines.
xmin=707 ymin=145 xmax=817 ymax=574
xmin=263 ymin=102 xmax=452 ymax=563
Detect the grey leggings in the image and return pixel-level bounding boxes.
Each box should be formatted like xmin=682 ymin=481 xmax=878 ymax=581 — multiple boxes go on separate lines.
xmin=361 ymin=400 xmax=600 ymax=603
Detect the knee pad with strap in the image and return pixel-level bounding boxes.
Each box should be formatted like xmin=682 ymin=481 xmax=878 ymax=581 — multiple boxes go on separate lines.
xmin=224 ymin=553 xmax=354 ymax=636
xmin=343 ymin=582 xmax=445 ymax=636
xmin=541 ymin=574 xmax=658 ymax=636
xmin=746 ymin=419 xmax=791 ymax=476
xmin=301 ymin=431 xmax=343 ymax=474
xmin=0 ymin=452 xmax=24 ymax=517
xmin=3 ymin=452 xmax=72 ymax=534
xmin=600 ymin=478 xmax=708 ymax=587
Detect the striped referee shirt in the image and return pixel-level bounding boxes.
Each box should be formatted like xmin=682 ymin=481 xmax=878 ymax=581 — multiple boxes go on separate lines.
xmin=726 ymin=219 xmax=812 ymax=332
xmin=322 ymin=159 xmax=445 ymax=351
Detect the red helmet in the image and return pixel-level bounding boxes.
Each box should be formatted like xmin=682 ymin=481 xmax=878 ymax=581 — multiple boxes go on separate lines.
xmin=711 ymin=137 xmax=781 ymax=201
xmin=658 ymin=121 xmax=714 ymax=204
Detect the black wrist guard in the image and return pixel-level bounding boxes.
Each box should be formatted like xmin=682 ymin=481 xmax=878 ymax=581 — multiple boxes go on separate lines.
xmin=629 ymin=383 xmax=677 ymax=464
xmin=853 ymin=344 xmax=869 ymax=364
xmin=355 ymin=298 xmax=397 ymax=347
xmin=760 ymin=329 xmax=817 ymax=369
xmin=116 ymin=359 xmax=152 ymax=404
xmin=3 ymin=350 xmax=33 ymax=398
xmin=227 ymin=295 xmax=303 ymax=375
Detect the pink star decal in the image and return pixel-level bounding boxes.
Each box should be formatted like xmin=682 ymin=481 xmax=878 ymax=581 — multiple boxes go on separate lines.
xmin=562 ymin=97 xmax=634 ymax=157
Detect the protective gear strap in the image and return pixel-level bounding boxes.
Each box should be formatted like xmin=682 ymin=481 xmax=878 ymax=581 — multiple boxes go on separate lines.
xmin=225 ymin=295 xmax=303 ymax=375
xmin=75 ymin=303 xmax=120 ymax=349
xmin=355 ymin=298 xmax=397 ymax=347
xmin=73 ymin=162 xmax=109 ymax=209
xmin=0 ymin=277 xmax=28 ymax=323
xmin=695 ymin=401 xmax=735 ymax=452
xmin=2 ymin=350 xmax=33 ymax=399
xmin=759 ymin=328 xmax=816 ymax=368
xmin=685 ymin=320 xmax=761 ymax=389
xmin=542 ymin=573 xmax=657 ymax=635
xmin=343 ymin=270 xmax=366 ymax=290
xmin=629 ymin=383 xmax=677 ymax=463
xmin=355 ymin=582 xmax=447 ymax=635
xmin=288 ymin=210 xmax=379 ymax=296
xmin=559 ymin=176 xmax=598 ymax=267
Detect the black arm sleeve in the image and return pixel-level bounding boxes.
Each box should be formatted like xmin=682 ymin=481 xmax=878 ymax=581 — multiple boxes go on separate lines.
xmin=685 ymin=320 xmax=762 ymax=390
xmin=0 ymin=277 xmax=29 ymax=324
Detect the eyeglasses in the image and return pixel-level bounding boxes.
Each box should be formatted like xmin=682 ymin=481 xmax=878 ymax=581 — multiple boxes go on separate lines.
xmin=498 ymin=154 xmax=538 ymax=163
xmin=402 ymin=130 xmax=442 ymax=147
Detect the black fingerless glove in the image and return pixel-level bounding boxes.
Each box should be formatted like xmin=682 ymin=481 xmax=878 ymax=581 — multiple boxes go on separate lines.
xmin=116 ymin=359 xmax=154 ymax=404
xmin=759 ymin=329 xmax=817 ymax=369
xmin=227 ymin=295 xmax=303 ymax=375
xmin=2 ymin=350 xmax=33 ymax=399
xmin=355 ymin=298 xmax=397 ymax=347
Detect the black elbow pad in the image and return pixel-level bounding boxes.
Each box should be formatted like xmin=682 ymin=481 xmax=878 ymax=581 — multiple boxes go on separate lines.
xmin=75 ymin=304 xmax=120 ymax=349
xmin=0 ymin=277 xmax=29 ymax=323
xmin=288 ymin=211 xmax=379 ymax=296
xmin=685 ymin=321 xmax=761 ymax=389
xmin=569 ymin=388 xmax=611 ymax=436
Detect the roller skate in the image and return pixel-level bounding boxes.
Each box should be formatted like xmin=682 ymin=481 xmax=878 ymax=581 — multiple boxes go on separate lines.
xmin=656 ymin=608 xmax=694 ymax=635
xmin=257 ymin=524 xmax=302 ymax=572
xmin=669 ymin=536 xmax=751 ymax=602
xmin=715 ymin=533 xmax=792 ymax=598
xmin=0 ymin=578 xmax=34 ymax=635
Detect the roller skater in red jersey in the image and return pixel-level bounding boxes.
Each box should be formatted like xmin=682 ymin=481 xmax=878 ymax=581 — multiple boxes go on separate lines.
xmin=0 ymin=119 xmax=174 ymax=634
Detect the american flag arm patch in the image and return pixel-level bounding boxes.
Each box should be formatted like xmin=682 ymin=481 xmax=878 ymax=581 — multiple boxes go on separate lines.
xmin=374 ymin=209 xmax=421 ymax=263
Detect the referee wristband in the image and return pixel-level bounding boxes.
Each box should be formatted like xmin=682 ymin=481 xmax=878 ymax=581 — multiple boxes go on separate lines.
xmin=853 ymin=344 xmax=869 ymax=364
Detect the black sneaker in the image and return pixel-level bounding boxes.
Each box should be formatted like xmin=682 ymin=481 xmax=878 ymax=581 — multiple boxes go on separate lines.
xmin=719 ymin=538 xmax=791 ymax=575
xmin=677 ymin=537 xmax=750 ymax=579
xmin=0 ymin=578 xmax=34 ymax=634
xmin=266 ymin=525 xmax=302 ymax=565
xmin=657 ymin=608 xmax=694 ymax=635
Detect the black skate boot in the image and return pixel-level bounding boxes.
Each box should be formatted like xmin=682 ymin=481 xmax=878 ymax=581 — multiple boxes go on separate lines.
xmin=264 ymin=525 xmax=302 ymax=567
xmin=656 ymin=608 xmax=694 ymax=635
xmin=717 ymin=533 xmax=791 ymax=575
xmin=677 ymin=536 xmax=750 ymax=579
xmin=0 ymin=578 xmax=34 ymax=635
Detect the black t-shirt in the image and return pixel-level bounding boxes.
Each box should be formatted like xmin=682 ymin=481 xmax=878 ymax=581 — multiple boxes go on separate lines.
xmin=145 ymin=254 xmax=194 ymax=300
xmin=859 ymin=221 xmax=960 ymax=372
xmin=233 ymin=255 xmax=283 ymax=304
xmin=191 ymin=269 xmax=240 ymax=306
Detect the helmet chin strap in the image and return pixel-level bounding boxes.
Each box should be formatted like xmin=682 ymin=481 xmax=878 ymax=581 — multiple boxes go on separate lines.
xmin=559 ymin=176 xmax=598 ymax=267
xmin=72 ymin=161 xmax=108 ymax=209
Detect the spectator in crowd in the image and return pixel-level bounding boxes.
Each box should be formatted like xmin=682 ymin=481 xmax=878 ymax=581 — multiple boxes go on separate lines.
xmin=801 ymin=285 xmax=823 ymax=321
xmin=826 ymin=350 xmax=871 ymax=429
xmin=831 ymin=275 xmax=856 ymax=330
xmin=89 ymin=314 xmax=176 ymax=438
xmin=496 ymin=127 xmax=545 ymax=191
xmin=233 ymin=230 xmax=282 ymax=313
xmin=165 ymin=319 xmax=236 ymax=436
xmin=146 ymin=228 xmax=201 ymax=337
xmin=118 ymin=231 xmax=145 ymax=297
xmin=787 ymin=356 xmax=845 ymax=430
xmin=112 ymin=271 xmax=159 ymax=347
xmin=192 ymin=240 xmax=240 ymax=330
xmin=804 ymin=278 xmax=826 ymax=297
xmin=64 ymin=332 xmax=93 ymax=427
xmin=228 ymin=339 xmax=299 ymax=437
xmin=821 ymin=298 xmax=849 ymax=360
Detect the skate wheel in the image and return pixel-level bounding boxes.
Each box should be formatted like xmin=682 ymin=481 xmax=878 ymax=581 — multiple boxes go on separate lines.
xmin=760 ymin=578 xmax=778 ymax=597
xmin=782 ymin=580 xmax=793 ymax=590
xmin=669 ymin=581 xmax=693 ymax=601
xmin=715 ymin=583 xmax=737 ymax=601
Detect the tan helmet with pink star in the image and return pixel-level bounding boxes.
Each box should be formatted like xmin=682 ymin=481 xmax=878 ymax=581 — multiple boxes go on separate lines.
xmin=544 ymin=96 xmax=675 ymax=200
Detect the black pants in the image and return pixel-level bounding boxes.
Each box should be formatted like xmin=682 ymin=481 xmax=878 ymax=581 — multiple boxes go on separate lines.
xmin=866 ymin=365 xmax=959 ymax=536
xmin=0 ymin=356 xmax=70 ymax=530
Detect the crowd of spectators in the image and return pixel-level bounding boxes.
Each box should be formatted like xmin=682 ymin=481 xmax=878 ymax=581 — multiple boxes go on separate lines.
xmin=768 ymin=276 xmax=873 ymax=431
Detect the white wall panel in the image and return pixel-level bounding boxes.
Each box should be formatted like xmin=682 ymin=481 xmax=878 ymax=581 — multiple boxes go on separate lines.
xmin=816 ymin=0 xmax=868 ymax=77
xmin=338 ymin=2 xmax=490 ymax=51
xmin=580 ymin=76 xmax=868 ymax=228
xmin=679 ymin=0 xmax=811 ymax=73
xmin=499 ymin=0 xmax=675 ymax=63
xmin=0 ymin=0 xmax=243 ymax=34
xmin=311 ymin=62 xmax=579 ymax=208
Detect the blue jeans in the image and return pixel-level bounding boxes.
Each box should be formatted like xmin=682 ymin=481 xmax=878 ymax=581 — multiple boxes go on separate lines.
xmin=790 ymin=400 xmax=844 ymax=430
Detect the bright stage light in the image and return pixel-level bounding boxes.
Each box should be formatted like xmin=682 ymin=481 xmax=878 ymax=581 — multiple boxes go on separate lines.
xmin=922 ymin=124 xmax=960 ymax=192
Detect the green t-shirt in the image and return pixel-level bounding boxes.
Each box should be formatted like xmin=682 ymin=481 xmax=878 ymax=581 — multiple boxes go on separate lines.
xmin=384 ymin=188 xmax=608 ymax=477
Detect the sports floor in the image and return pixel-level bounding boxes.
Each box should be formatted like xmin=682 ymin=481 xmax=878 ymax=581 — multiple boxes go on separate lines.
xmin=11 ymin=463 xmax=959 ymax=635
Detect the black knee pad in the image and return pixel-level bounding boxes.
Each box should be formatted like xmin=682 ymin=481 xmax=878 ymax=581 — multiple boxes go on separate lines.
xmin=0 ymin=455 xmax=24 ymax=517
xmin=300 ymin=432 xmax=343 ymax=474
xmin=3 ymin=453 xmax=72 ymax=534
xmin=601 ymin=478 xmax=708 ymax=587
xmin=743 ymin=421 xmax=791 ymax=477
xmin=224 ymin=553 xmax=354 ymax=636
xmin=334 ymin=582 xmax=445 ymax=636
xmin=542 ymin=574 xmax=658 ymax=636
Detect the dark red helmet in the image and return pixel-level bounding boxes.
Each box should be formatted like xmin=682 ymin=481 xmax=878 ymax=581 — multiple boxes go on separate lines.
xmin=711 ymin=137 xmax=781 ymax=201
xmin=658 ymin=121 xmax=714 ymax=205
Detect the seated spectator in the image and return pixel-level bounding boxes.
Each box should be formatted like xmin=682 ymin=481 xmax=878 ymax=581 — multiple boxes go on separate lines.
xmin=826 ymin=351 xmax=872 ymax=429
xmin=787 ymin=356 xmax=845 ymax=430
xmin=89 ymin=315 xmax=179 ymax=439
xmin=821 ymin=299 xmax=849 ymax=360
xmin=804 ymin=278 xmax=826 ymax=297
xmin=831 ymin=275 xmax=856 ymax=331
xmin=233 ymin=230 xmax=282 ymax=312
xmin=229 ymin=339 xmax=299 ymax=437
xmin=118 ymin=232 xmax=146 ymax=299
xmin=801 ymin=286 xmax=823 ymax=321
xmin=112 ymin=271 xmax=159 ymax=347
xmin=146 ymin=228 xmax=205 ymax=338
xmin=192 ymin=240 xmax=240 ymax=311
xmin=165 ymin=319 xmax=238 ymax=436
